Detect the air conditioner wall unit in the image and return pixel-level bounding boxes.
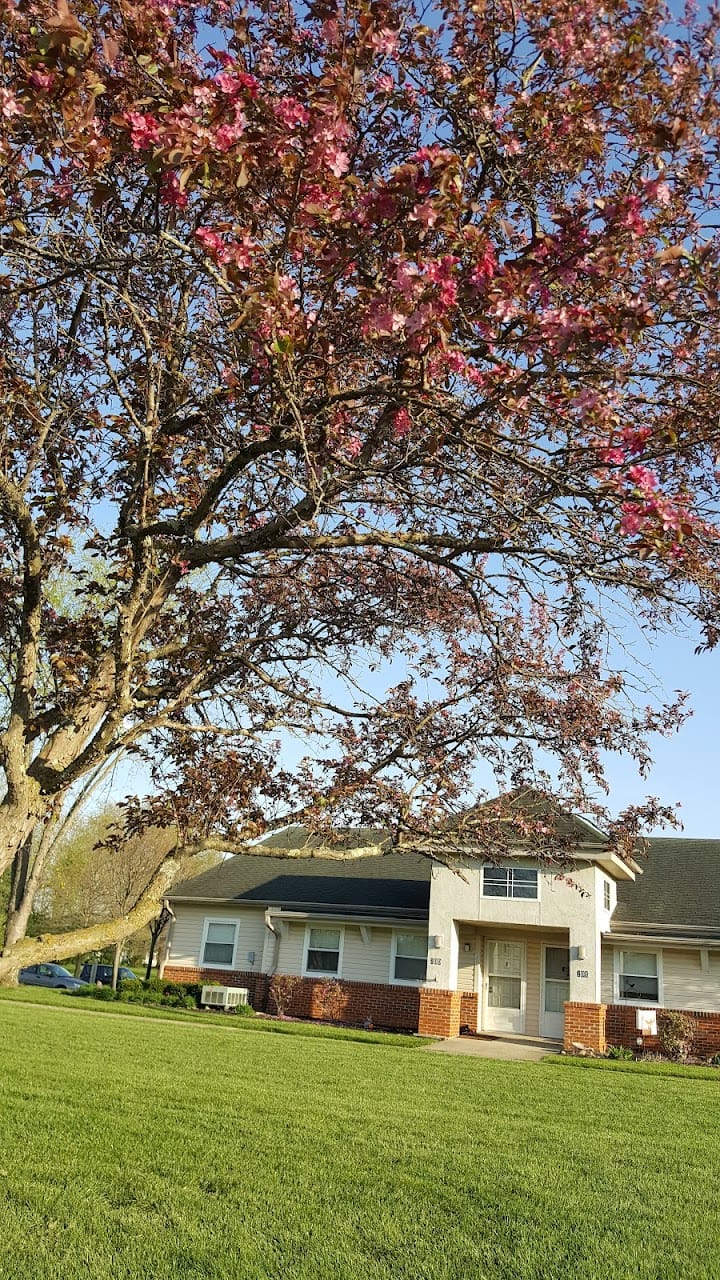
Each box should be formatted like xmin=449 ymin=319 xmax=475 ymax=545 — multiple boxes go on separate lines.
xmin=201 ymin=985 xmax=251 ymax=1009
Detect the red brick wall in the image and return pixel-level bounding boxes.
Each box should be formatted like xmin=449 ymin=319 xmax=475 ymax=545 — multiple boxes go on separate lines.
xmin=418 ymin=988 xmax=462 ymax=1038
xmin=164 ymin=966 xmax=420 ymax=1032
xmin=606 ymin=1004 xmax=720 ymax=1056
xmin=563 ymin=1001 xmax=607 ymax=1053
xmin=460 ymin=993 xmax=479 ymax=1032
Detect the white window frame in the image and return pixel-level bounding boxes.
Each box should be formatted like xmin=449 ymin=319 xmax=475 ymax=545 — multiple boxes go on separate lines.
xmin=613 ymin=947 xmax=663 ymax=1005
xmin=200 ymin=917 xmax=239 ymax=970
xmin=481 ymin=865 xmax=539 ymax=901
xmin=302 ymin=923 xmax=345 ymax=978
xmin=389 ymin=930 xmax=429 ymax=987
xmin=603 ymin=880 xmax=612 ymax=912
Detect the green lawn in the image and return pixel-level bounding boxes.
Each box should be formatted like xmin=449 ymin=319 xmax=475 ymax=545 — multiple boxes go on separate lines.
xmin=1 ymin=1003 xmax=719 ymax=1279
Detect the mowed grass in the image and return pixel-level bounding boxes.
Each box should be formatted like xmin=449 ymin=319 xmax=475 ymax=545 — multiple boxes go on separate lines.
xmin=1 ymin=1005 xmax=719 ymax=1280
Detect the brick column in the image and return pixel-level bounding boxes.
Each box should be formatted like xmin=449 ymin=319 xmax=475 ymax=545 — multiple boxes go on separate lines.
xmin=418 ymin=987 xmax=462 ymax=1038
xmin=563 ymin=1001 xmax=607 ymax=1054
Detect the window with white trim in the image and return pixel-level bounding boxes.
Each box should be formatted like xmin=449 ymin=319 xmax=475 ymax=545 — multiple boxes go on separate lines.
xmin=603 ymin=880 xmax=612 ymax=911
xmin=482 ymin=866 xmax=538 ymax=900
xmin=617 ymin=950 xmax=660 ymax=1003
xmin=304 ymin=926 xmax=343 ymax=976
xmin=391 ymin=932 xmax=428 ymax=984
xmin=201 ymin=920 xmax=237 ymax=967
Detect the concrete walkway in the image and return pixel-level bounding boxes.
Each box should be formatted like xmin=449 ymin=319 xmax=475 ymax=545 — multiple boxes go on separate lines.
xmin=424 ymin=1033 xmax=560 ymax=1062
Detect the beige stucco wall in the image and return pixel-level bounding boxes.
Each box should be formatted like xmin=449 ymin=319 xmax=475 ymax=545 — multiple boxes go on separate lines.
xmin=428 ymin=859 xmax=614 ymax=1004
xmin=602 ymin=942 xmax=720 ymax=1012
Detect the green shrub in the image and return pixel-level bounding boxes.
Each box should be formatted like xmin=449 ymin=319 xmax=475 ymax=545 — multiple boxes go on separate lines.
xmin=73 ymin=984 xmax=117 ymax=1001
xmin=657 ymin=1010 xmax=696 ymax=1061
xmin=606 ymin=1044 xmax=635 ymax=1061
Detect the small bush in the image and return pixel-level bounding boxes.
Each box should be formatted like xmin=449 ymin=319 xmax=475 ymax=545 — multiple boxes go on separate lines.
xmin=709 ymin=1053 xmax=720 ymax=1067
xmin=269 ymin=974 xmax=302 ymax=1016
xmin=313 ymin=978 xmax=346 ymax=1023
xmin=73 ymin=984 xmax=117 ymax=1001
xmin=657 ymin=1010 xmax=696 ymax=1061
xmin=606 ymin=1044 xmax=635 ymax=1061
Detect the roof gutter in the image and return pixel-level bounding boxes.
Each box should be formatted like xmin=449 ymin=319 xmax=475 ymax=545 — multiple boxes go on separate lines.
xmin=605 ymin=931 xmax=720 ymax=948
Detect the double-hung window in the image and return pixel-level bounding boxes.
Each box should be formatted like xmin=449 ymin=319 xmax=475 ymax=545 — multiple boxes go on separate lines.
xmin=201 ymin=920 xmax=237 ymax=967
xmin=482 ymin=865 xmax=538 ymax=900
xmin=304 ymin=926 xmax=343 ymax=977
xmin=391 ymin=932 xmax=428 ymax=984
xmin=617 ymin=950 xmax=660 ymax=1003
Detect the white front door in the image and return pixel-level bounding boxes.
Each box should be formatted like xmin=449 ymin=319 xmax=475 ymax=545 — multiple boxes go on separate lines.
xmin=541 ymin=945 xmax=570 ymax=1040
xmin=483 ymin=939 xmax=526 ymax=1034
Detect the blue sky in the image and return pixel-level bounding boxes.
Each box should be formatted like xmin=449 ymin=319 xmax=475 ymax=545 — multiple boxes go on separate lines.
xmin=600 ymin=631 xmax=720 ymax=836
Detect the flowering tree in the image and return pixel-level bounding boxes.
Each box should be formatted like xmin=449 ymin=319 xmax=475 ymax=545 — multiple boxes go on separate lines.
xmin=2 ymin=0 xmax=720 ymax=979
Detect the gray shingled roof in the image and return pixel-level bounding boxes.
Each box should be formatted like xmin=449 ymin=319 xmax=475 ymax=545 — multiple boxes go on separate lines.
xmin=170 ymin=838 xmax=431 ymax=918
xmin=612 ymin=838 xmax=720 ymax=936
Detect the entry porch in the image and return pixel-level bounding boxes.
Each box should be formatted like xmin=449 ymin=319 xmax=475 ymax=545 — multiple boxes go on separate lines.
xmin=418 ymin=923 xmax=572 ymax=1041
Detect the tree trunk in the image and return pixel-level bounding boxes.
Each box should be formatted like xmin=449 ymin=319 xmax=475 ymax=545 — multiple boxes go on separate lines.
xmin=2 ymin=804 xmax=62 ymax=951
xmin=111 ymin=938 xmax=123 ymax=990
xmin=145 ymin=904 xmax=173 ymax=980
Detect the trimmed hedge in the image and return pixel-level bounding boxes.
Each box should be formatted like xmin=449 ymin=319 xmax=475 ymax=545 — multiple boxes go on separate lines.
xmin=73 ymin=976 xmax=241 ymax=1012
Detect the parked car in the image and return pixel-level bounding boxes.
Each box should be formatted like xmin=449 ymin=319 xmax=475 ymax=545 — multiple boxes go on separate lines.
xmin=19 ymin=963 xmax=87 ymax=991
xmin=78 ymin=963 xmax=138 ymax=986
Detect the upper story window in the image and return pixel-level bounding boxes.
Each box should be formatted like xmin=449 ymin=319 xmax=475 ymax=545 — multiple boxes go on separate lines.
xmin=603 ymin=880 xmax=612 ymax=911
xmin=617 ymin=950 xmax=660 ymax=1003
xmin=202 ymin=920 xmax=237 ymax=967
xmin=303 ymin=925 xmax=343 ymax=977
xmin=482 ymin=865 xmax=538 ymax=900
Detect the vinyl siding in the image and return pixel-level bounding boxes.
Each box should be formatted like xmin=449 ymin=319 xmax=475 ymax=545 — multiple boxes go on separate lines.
xmin=601 ymin=945 xmax=614 ymax=1003
xmin=275 ymin=922 xmax=427 ymax=985
xmin=457 ymin=924 xmax=477 ymax=993
xmin=602 ymin=943 xmax=720 ymax=1011
xmin=168 ymin=904 xmax=267 ymax=972
xmin=663 ymin=948 xmax=720 ymax=1011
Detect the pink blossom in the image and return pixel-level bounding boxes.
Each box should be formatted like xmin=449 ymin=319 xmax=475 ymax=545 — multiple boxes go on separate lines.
xmin=193 ymin=84 xmax=215 ymax=106
xmin=368 ymin=28 xmax=399 ymax=55
xmin=215 ymin=72 xmax=237 ymax=95
xmin=375 ymin=74 xmax=394 ymax=95
xmin=393 ymin=261 xmax=422 ymax=299
xmin=345 ymin=436 xmax=363 ymax=457
xmin=393 ymin=408 xmax=412 ymax=437
xmin=236 ymin=73 xmax=260 ymax=98
xmin=276 ymin=274 xmax=299 ymax=299
xmin=469 ymin=243 xmax=496 ymax=284
xmin=125 ymin=111 xmax=162 ymax=151
xmin=28 ymin=68 xmax=56 ymax=92
xmin=643 ymin=177 xmax=672 ymax=206
xmin=195 ymin=226 xmax=225 ymax=256
xmin=362 ymin=304 xmax=406 ymax=338
xmin=275 ymin=97 xmax=310 ymax=129
xmin=620 ymin=504 xmax=644 ymax=535
xmin=620 ymin=425 xmax=652 ymax=453
xmin=408 ymin=201 xmax=438 ymax=228
xmin=0 ymin=89 xmax=22 ymax=119
xmin=160 ymin=171 xmax=188 ymax=208
xmin=314 ymin=143 xmax=349 ymax=177
xmin=214 ymin=112 xmax=246 ymax=152
xmin=602 ymin=447 xmax=626 ymax=465
xmin=626 ymin=464 xmax=658 ymax=494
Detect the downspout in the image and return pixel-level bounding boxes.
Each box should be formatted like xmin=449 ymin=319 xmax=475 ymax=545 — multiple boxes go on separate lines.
xmin=264 ymin=908 xmax=281 ymax=975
